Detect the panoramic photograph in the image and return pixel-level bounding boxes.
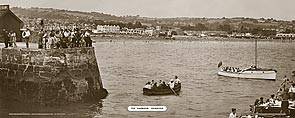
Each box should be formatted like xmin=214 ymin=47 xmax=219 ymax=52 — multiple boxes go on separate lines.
xmin=0 ymin=0 xmax=295 ymax=118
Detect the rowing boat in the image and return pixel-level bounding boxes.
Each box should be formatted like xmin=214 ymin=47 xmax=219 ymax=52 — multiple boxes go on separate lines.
xmin=143 ymin=83 xmax=181 ymax=96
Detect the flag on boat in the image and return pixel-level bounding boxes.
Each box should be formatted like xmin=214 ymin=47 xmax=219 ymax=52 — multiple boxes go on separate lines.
xmin=218 ymin=61 xmax=222 ymax=68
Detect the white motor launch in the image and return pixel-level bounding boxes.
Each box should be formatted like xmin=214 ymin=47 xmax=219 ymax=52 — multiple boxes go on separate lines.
xmin=217 ymin=66 xmax=277 ymax=80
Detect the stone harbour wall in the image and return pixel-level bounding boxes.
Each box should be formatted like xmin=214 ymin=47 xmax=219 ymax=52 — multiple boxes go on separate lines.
xmin=0 ymin=47 xmax=107 ymax=105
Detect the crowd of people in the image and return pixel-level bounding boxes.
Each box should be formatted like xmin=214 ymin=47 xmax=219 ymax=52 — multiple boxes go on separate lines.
xmin=1 ymin=29 xmax=18 ymax=48
xmin=36 ymin=28 xmax=92 ymax=49
xmin=1 ymin=28 xmax=93 ymax=49
xmin=253 ymin=94 xmax=276 ymax=107
xmin=222 ymin=66 xmax=242 ymax=73
xmin=250 ymin=75 xmax=295 ymax=114
xmin=144 ymin=76 xmax=181 ymax=90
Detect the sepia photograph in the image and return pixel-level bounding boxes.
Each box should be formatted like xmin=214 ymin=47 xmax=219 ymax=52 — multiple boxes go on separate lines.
xmin=0 ymin=0 xmax=295 ymax=118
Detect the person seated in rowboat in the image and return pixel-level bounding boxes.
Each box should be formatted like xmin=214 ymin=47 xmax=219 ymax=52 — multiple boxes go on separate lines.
xmin=152 ymin=82 xmax=158 ymax=89
xmin=254 ymin=99 xmax=260 ymax=106
xmin=228 ymin=108 xmax=237 ymax=118
xmin=162 ymin=81 xmax=167 ymax=87
xmin=237 ymin=68 xmax=241 ymax=72
xmin=288 ymin=83 xmax=295 ymax=100
xmin=224 ymin=67 xmax=229 ymax=71
xmin=158 ymin=80 xmax=163 ymax=87
xmin=222 ymin=67 xmax=226 ymax=71
xmin=144 ymin=82 xmax=152 ymax=89
xmin=231 ymin=67 xmax=235 ymax=72
xmin=232 ymin=68 xmax=235 ymax=72
xmin=168 ymin=79 xmax=175 ymax=89
xmin=151 ymin=80 xmax=155 ymax=85
xmin=236 ymin=67 xmax=240 ymax=72
xmin=224 ymin=67 xmax=228 ymax=71
xmin=258 ymin=97 xmax=264 ymax=105
xmin=227 ymin=67 xmax=231 ymax=72
xmin=265 ymin=99 xmax=270 ymax=104
xmin=228 ymin=67 xmax=232 ymax=72
xmin=269 ymin=94 xmax=276 ymax=105
xmin=158 ymin=80 xmax=169 ymax=89
xmin=175 ymin=76 xmax=181 ymax=84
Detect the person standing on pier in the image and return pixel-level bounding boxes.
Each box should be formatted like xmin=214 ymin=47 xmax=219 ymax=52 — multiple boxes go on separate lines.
xmin=48 ymin=30 xmax=56 ymax=49
xmin=62 ymin=29 xmax=70 ymax=48
xmin=228 ymin=108 xmax=237 ymax=118
xmin=11 ymin=31 xmax=17 ymax=48
xmin=55 ymin=30 xmax=62 ymax=48
xmin=38 ymin=29 xmax=45 ymax=49
xmin=22 ymin=28 xmax=31 ymax=48
xmin=2 ymin=29 xmax=9 ymax=48
xmin=84 ymin=30 xmax=92 ymax=47
xmin=75 ymin=29 xmax=82 ymax=47
xmin=43 ymin=31 xmax=49 ymax=49
xmin=70 ymin=30 xmax=76 ymax=48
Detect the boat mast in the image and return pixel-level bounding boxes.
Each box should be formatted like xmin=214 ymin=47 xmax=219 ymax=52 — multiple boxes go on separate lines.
xmin=255 ymin=39 xmax=258 ymax=68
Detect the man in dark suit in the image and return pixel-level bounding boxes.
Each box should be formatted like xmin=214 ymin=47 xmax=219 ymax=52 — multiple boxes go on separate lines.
xmin=2 ymin=29 xmax=9 ymax=48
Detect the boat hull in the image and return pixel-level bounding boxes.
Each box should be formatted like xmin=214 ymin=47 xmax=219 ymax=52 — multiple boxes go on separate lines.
xmin=218 ymin=70 xmax=277 ymax=80
xmin=143 ymin=84 xmax=181 ymax=96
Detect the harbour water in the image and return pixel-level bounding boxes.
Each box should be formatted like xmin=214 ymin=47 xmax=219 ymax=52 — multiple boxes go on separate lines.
xmin=96 ymin=39 xmax=294 ymax=118
xmin=1 ymin=39 xmax=295 ymax=118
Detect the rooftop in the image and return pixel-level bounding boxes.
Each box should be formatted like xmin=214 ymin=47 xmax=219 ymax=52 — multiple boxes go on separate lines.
xmin=0 ymin=5 xmax=23 ymax=24
xmin=0 ymin=5 xmax=9 ymax=10
xmin=0 ymin=5 xmax=9 ymax=17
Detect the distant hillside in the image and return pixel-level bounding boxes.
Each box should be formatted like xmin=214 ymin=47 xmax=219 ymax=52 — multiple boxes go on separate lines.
xmin=8 ymin=7 xmax=294 ymax=34
xmin=10 ymin=7 xmax=125 ymax=22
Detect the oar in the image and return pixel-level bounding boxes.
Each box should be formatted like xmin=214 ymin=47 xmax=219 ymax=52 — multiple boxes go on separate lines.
xmin=170 ymin=87 xmax=179 ymax=96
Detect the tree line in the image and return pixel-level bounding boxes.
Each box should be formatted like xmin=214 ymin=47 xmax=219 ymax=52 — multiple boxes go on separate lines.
xmin=179 ymin=22 xmax=295 ymax=36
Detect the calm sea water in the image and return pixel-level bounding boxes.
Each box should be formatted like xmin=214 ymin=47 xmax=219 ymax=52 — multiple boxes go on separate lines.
xmin=1 ymin=39 xmax=294 ymax=118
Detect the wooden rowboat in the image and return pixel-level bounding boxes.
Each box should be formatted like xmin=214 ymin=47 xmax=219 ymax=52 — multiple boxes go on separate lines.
xmin=143 ymin=83 xmax=181 ymax=96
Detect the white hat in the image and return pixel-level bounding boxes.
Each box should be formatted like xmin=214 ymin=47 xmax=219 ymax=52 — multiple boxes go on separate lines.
xmin=170 ymin=79 xmax=174 ymax=82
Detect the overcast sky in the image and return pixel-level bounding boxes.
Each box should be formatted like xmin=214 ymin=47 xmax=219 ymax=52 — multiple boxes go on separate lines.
xmin=1 ymin=0 xmax=295 ymax=20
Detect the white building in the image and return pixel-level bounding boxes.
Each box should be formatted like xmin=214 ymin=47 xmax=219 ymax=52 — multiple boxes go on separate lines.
xmin=120 ymin=28 xmax=144 ymax=35
xmin=144 ymin=29 xmax=154 ymax=36
xmin=144 ymin=27 xmax=156 ymax=36
xmin=276 ymin=33 xmax=295 ymax=38
xmin=156 ymin=26 xmax=161 ymax=31
xmin=96 ymin=25 xmax=120 ymax=33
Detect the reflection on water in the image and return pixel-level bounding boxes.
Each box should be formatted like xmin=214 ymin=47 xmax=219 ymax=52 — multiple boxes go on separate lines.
xmin=0 ymin=39 xmax=294 ymax=118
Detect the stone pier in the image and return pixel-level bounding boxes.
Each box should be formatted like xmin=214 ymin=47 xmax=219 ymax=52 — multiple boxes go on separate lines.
xmin=0 ymin=47 xmax=107 ymax=105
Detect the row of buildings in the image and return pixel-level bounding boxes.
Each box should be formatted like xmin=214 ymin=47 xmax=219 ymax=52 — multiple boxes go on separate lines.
xmin=93 ymin=24 xmax=295 ymax=39
xmin=93 ymin=25 xmax=160 ymax=36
